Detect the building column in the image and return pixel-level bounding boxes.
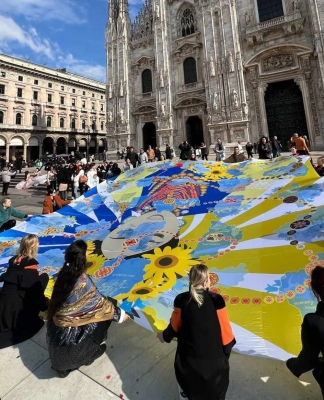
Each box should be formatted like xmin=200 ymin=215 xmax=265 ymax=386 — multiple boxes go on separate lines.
xmin=258 ymin=82 xmax=269 ymax=137
xmin=53 ymin=146 xmax=57 ymax=155
xmin=5 ymin=143 xmax=9 ymax=161
xmin=23 ymin=143 xmax=27 ymax=160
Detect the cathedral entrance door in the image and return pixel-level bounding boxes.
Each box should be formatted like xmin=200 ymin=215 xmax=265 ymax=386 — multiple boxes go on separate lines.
xmin=265 ymin=80 xmax=308 ymax=150
xmin=186 ymin=116 xmax=204 ymax=147
xmin=143 ymin=122 xmax=157 ymax=150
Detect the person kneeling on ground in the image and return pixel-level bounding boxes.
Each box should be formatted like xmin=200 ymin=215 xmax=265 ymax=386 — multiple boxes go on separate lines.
xmin=47 ymin=240 xmax=128 ymax=378
xmin=0 ymin=234 xmax=49 ymax=349
xmin=157 ymin=264 xmax=236 ymax=400
xmin=224 ymin=146 xmax=247 ymax=163
xmin=0 ymin=197 xmax=30 ymax=233
xmin=287 ymin=266 xmax=324 ymax=397
xmin=42 ymin=189 xmax=71 ymax=214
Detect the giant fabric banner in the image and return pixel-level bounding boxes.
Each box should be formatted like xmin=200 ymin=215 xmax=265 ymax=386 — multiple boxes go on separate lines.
xmin=0 ymin=157 xmax=322 ymax=360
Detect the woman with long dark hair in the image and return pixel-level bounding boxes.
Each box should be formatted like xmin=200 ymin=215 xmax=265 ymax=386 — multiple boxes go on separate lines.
xmin=0 ymin=234 xmax=48 ymax=349
xmin=47 ymin=240 xmax=128 ymax=378
xmin=287 ymin=266 xmax=324 ymax=397
xmin=258 ymin=137 xmax=272 ymax=160
xmin=157 ymin=264 xmax=235 ymax=400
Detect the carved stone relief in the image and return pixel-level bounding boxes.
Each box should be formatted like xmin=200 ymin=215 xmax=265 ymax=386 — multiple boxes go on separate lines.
xmin=305 ymin=72 xmax=321 ymax=137
xmin=262 ymin=54 xmax=294 ymax=72
xmin=227 ymin=52 xmax=235 ymax=73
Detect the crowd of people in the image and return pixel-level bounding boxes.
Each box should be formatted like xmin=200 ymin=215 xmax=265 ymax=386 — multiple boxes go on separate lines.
xmin=0 ymin=234 xmax=324 ymax=398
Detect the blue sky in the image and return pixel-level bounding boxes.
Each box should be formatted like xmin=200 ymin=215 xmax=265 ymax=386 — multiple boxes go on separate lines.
xmin=0 ymin=0 xmax=143 ymax=82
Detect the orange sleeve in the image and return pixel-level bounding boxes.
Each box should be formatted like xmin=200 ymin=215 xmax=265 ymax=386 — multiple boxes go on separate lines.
xmin=170 ymin=307 xmax=182 ymax=332
xmin=217 ymin=308 xmax=235 ymax=346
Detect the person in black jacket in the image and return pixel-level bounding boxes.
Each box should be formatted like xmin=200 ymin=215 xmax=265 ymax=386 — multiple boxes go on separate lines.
xmin=179 ymin=141 xmax=191 ymax=160
xmin=125 ymin=147 xmax=138 ymax=168
xmin=0 ymin=234 xmax=49 ymax=349
xmin=258 ymin=137 xmax=272 ymax=160
xmin=157 ymin=264 xmax=235 ymax=400
xmin=165 ymin=144 xmax=173 ymax=160
xmin=287 ymin=266 xmax=324 ymax=397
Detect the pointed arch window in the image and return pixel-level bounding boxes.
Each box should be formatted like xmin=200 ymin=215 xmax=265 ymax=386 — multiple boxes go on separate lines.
xmin=32 ymin=114 xmax=37 ymax=126
xmin=181 ymin=8 xmax=195 ymax=37
xmin=47 ymin=116 xmax=52 ymax=127
xmin=257 ymin=0 xmax=283 ymax=22
xmin=0 ymin=111 xmax=3 ymax=124
xmin=16 ymin=113 xmax=22 ymax=125
xmin=60 ymin=118 xmax=64 ymax=128
xmin=183 ymin=57 xmax=197 ymax=85
xmin=142 ymin=69 xmax=153 ymax=94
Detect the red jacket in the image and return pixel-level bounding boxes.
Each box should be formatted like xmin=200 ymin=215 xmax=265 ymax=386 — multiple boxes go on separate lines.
xmin=42 ymin=195 xmax=71 ymax=214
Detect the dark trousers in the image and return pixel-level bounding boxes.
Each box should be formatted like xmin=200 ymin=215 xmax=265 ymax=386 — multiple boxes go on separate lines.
xmin=2 ymin=182 xmax=9 ymax=195
xmin=0 ymin=219 xmax=16 ymax=233
xmin=201 ymin=154 xmax=208 ymax=161
xmin=298 ymin=150 xmax=307 ymax=155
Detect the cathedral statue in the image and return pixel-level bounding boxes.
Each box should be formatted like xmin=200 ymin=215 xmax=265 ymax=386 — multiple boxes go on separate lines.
xmin=244 ymin=12 xmax=251 ymax=26
xmin=212 ymin=92 xmax=219 ymax=112
xmin=160 ymin=102 xmax=166 ymax=117
xmin=155 ymin=3 xmax=160 ymax=20
xmin=242 ymin=102 xmax=249 ymax=119
xmin=119 ymin=109 xmax=125 ymax=124
xmin=231 ymin=89 xmax=239 ymax=108
xmin=228 ymin=52 xmax=235 ymax=73
xmin=209 ymin=56 xmax=216 ymax=77
xmin=160 ymin=70 xmax=164 ymax=88
xmin=119 ymin=81 xmax=124 ymax=97
xmin=108 ymin=111 xmax=113 ymax=122
xmin=108 ymin=82 xmax=112 ymax=99
xmin=292 ymin=0 xmax=300 ymax=12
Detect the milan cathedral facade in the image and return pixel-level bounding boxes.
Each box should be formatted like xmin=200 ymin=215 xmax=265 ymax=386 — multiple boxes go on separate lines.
xmin=106 ymin=0 xmax=324 ymax=151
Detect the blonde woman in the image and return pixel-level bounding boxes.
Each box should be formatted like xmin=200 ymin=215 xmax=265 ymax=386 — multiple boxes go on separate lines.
xmin=0 ymin=234 xmax=49 ymax=349
xmin=157 ymin=264 xmax=235 ymax=400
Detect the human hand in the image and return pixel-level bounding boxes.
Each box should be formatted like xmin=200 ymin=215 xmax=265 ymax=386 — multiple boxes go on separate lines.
xmin=27 ymin=215 xmax=33 ymax=217
xmin=157 ymin=332 xmax=165 ymax=343
xmin=123 ymin=313 xmax=129 ymax=322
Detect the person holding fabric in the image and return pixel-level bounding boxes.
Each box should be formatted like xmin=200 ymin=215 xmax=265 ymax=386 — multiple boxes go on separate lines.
xmin=47 ymin=240 xmax=128 ymax=378
xmin=42 ymin=189 xmax=71 ymax=214
xmin=224 ymin=147 xmax=247 ymax=163
xmin=147 ymin=145 xmax=155 ymax=162
xmin=46 ymin=165 xmax=57 ymax=193
xmin=87 ymin=163 xmax=99 ymax=190
xmin=292 ymin=133 xmax=310 ymax=155
xmin=123 ymin=158 xmax=134 ymax=172
xmin=138 ymin=148 xmax=148 ymax=165
xmin=0 ymin=234 xmax=48 ymax=349
xmin=1 ymin=166 xmax=16 ymax=196
xmin=0 ymin=197 xmax=29 ymax=232
xmin=157 ymin=264 xmax=235 ymax=400
xmin=286 ymin=266 xmax=324 ymax=397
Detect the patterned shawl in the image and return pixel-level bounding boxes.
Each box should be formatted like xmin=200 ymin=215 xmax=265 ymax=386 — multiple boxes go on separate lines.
xmin=53 ymin=273 xmax=115 ymax=328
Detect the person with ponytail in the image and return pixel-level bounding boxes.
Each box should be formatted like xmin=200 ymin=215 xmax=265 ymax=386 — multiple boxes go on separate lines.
xmin=287 ymin=266 xmax=324 ymax=397
xmin=47 ymin=240 xmax=128 ymax=378
xmin=0 ymin=234 xmax=48 ymax=349
xmin=157 ymin=264 xmax=236 ymax=400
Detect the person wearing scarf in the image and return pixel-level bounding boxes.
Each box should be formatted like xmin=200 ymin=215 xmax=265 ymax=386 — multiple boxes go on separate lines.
xmin=47 ymin=240 xmax=128 ymax=378
xmin=0 ymin=234 xmax=49 ymax=349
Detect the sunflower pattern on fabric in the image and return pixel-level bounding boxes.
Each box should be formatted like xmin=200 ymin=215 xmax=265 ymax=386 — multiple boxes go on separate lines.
xmin=0 ymin=156 xmax=323 ymax=361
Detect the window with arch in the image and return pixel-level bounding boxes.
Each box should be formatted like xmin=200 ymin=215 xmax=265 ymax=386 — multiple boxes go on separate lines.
xmin=183 ymin=57 xmax=197 ymax=85
xmin=91 ymin=121 xmax=96 ymax=131
xmin=60 ymin=118 xmax=64 ymax=128
xmin=32 ymin=114 xmax=37 ymax=126
xmin=142 ymin=69 xmax=153 ymax=94
xmin=181 ymin=8 xmax=195 ymax=37
xmin=101 ymin=121 xmax=104 ymax=130
xmin=16 ymin=113 xmax=22 ymax=125
xmin=82 ymin=120 xmax=86 ymax=129
xmin=257 ymin=0 xmax=283 ymax=22
xmin=0 ymin=111 xmax=3 ymax=124
xmin=47 ymin=116 xmax=52 ymax=127
xmin=71 ymin=118 xmax=76 ymax=129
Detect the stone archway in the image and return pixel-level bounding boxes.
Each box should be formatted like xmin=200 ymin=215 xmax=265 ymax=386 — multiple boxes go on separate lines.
xmin=56 ymin=137 xmax=67 ymax=155
xmin=43 ymin=137 xmax=54 ymax=155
